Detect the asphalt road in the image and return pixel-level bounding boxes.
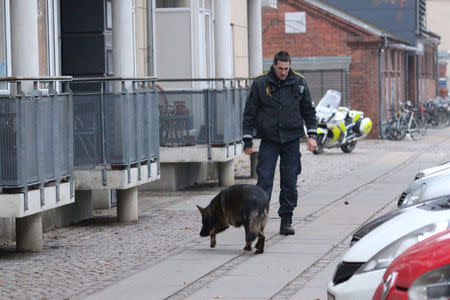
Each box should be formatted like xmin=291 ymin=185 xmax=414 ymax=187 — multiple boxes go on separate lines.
xmin=1 ymin=127 xmax=449 ymax=300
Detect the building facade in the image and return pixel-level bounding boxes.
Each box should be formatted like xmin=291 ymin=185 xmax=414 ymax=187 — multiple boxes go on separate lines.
xmin=0 ymin=0 xmax=257 ymax=248
xmin=263 ymin=0 xmax=411 ymax=137
xmin=427 ymin=0 xmax=450 ymax=96
xmin=262 ymin=0 xmax=439 ymax=137
xmin=321 ymin=0 xmax=440 ymax=105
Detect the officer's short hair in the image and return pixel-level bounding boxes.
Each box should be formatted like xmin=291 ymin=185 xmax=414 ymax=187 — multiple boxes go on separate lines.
xmin=274 ymin=51 xmax=291 ymax=65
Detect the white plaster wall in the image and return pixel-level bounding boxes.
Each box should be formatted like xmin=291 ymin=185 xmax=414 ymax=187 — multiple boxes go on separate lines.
xmin=230 ymin=0 xmax=249 ymax=77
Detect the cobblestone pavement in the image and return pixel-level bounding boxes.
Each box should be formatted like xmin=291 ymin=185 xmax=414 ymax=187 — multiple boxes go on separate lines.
xmin=0 ymin=128 xmax=449 ymax=299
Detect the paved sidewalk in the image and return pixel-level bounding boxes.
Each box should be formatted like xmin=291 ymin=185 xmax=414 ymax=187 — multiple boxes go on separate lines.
xmin=0 ymin=128 xmax=449 ymax=299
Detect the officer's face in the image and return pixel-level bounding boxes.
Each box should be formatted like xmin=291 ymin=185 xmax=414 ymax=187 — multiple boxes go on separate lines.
xmin=273 ymin=61 xmax=290 ymax=81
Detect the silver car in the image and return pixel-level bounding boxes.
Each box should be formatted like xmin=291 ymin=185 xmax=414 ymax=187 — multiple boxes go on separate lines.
xmin=414 ymin=161 xmax=450 ymax=180
xmin=398 ymin=166 xmax=450 ymax=207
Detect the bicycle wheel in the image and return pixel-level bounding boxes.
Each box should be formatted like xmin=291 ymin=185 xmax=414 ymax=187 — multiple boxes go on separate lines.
xmin=437 ymin=110 xmax=449 ymax=128
xmin=383 ymin=119 xmax=394 ymax=139
xmin=417 ymin=115 xmax=427 ymax=137
xmin=409 ymin=117 xmax=421 ymax=140
xmin=409 ymin=118 xmax=426 ymax=141
xmin=391 ymin=118 xmax=407 ymax=140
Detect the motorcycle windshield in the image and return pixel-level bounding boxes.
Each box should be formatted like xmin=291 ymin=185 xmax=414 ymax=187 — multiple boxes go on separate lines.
xmin=317 ymin=90 xmax=341 ymax=109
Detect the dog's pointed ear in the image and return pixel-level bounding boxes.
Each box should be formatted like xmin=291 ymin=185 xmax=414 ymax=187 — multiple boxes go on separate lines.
xmin=196 ymin=205 xmax=206 ymax=215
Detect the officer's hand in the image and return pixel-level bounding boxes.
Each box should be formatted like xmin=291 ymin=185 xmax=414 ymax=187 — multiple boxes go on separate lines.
xmin=244 ymin=145 xmax=254 ymax=155
xmin=307 ymin=138 xmax=317 ymax=152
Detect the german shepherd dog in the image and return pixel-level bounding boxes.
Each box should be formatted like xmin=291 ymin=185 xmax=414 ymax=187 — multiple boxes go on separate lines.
xmin=197 ymin=184 xmax=269 ymax=254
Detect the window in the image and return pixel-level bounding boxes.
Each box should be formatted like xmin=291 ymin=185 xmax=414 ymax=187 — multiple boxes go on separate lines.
xmin=199 ymin=0 xmax=211 ymax=10
xmin=206 ymin=13 xmax=212 ymax=77
xmin=156 ymin=0 xmax=190 ymax=8
xmin=285 ymin=12 xmax=306 ymax=34
xmin=391 ymin=77 xmax=396 ymax=108
xmin=106 ymin=0 xmax=112 ymax=29
xmin=262 ymin=0 xmax=278 ymax=8
xmin=0 ymin=0 xmax=8 ymax=90
xmin=37 ymin=0 xmax=49 ymax=77
xmin=107 ymin=50 xmax=113 ymax=75
xmin=197 ymin=1 xmax=213 ymax=80
xmin=37 ymin=0 xmax=60 ymax=90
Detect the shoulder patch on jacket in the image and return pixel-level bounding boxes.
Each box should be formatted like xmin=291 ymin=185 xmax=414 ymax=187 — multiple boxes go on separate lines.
xmin=293 ymin=71 xmax=304 ymax=79
xmin=250 ymin=72 xmax=267 ymax=79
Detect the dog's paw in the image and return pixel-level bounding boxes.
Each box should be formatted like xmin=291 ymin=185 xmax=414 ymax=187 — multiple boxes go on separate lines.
xmin=210 ymin=242 xmax=216 ymax=248
xmin=255 ymin=249 xmax=264 ymax=254
xmin=255 ymin=241 xmax=263 ymax=250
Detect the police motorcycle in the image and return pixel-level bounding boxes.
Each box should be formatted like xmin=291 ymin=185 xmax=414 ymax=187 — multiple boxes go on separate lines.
xmin=313 ymin=90 xmax=372 ymax=155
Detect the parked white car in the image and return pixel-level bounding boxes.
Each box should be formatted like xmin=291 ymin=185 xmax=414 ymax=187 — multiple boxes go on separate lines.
xmin=413 ymin=161 xmax=450 ymax=180
xmin=398 ymin=167 xmax=450 ymax=207
xmin=327 ymin=195 xmax=450 ymax=300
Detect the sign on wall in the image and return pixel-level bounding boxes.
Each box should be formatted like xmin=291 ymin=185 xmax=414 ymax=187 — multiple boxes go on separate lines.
xmin=285 ymin=12 xmax=306 ymax=34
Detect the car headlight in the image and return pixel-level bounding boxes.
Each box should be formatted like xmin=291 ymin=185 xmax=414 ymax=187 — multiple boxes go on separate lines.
xmin=402 ymin=183 xmax=426 ymax=206
xmin=355 ymin=222 xmax=449 ymax=274
xmin=408 ymin=264 xmax=450 ymax=300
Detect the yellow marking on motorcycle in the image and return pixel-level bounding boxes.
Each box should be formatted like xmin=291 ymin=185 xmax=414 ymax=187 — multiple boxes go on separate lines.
xmin=339 ymin=122 xmax=347 ymax=133
xmin=353 ymin=113 xmax=361 ymax=122
xmin=317 ymin=128 xmax=325 ymax=134
xmin=330 ymin=126 xmax=341 ymax=143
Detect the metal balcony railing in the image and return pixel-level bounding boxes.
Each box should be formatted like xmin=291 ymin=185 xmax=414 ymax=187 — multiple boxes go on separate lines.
xmin=0 ymin=77 xmax=73 ymax=202
xmin=71 ymin=78 xmax=159 ymax=174
xmin=155 ymin=78 xmax=250 ymax=147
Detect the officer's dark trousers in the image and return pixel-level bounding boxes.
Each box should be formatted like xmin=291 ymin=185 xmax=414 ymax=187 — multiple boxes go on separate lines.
xmin=256 ymin=138 xmax=301 ymax=217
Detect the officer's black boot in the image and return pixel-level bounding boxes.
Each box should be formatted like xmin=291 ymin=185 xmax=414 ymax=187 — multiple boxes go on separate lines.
xmin=279 ymin=213 xmax=295 ymax=235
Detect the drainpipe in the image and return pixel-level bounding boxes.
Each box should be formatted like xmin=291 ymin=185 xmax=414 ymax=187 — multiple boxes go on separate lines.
xmin=416 ymin=52 xmax=420 ymax=103
xmin=146 ymin=0 xmax=154 ymax=76
xmin=378 ymin=35 xmax=387 ymax=138
xmin=405 ymin=53 xmax=409 ymax=101
xmin=435 ymin=46 xmax=439 ymax=97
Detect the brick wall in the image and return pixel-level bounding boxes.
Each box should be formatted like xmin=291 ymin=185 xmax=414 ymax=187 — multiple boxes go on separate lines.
xmin=262 ymin=2 xmax=353 ymax=58
xmin=348 ymin=42 xmax=380 ymax=138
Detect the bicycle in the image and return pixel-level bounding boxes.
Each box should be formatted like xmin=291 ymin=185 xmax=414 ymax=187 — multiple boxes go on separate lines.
xmin=407 ymin=107 xmax=426 ymax=140
xmin=386 ymin=101 xmax=426 ymax=141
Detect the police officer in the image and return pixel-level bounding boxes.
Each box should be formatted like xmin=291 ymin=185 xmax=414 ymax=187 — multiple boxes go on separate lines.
xmin=243 ymin=51 xmax=318 ymax=235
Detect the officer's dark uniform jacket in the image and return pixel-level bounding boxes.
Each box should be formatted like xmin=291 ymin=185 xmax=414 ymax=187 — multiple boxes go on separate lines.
xmin=243 ymin=66 xmax=317 ymax=144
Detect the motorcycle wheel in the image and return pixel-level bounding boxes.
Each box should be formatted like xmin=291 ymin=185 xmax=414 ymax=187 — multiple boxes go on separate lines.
xmin=340 ymin=141 xmax=357 ymax=153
